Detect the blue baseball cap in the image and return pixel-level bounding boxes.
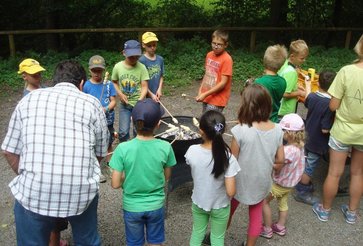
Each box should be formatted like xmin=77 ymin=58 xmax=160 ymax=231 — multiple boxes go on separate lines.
xmin=132 ymin=98 xmax=165 ymax=130
xmin=124 ymin=40 xmax=142 ymax=57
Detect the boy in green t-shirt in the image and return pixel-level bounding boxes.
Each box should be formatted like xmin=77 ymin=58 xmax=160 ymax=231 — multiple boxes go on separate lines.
xmin=255 ymin=44 xmax=288 ymax=122
xmin=278 ymin=39 xmax=309 ymax=117
xmin=110 ymin=98 xmax=176 ymax=246
xmin=111 ymin=40 xmax=150 ymax=142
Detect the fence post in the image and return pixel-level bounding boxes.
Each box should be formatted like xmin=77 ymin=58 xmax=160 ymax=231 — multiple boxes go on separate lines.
xmin=344 ymin=31 xmax=351 ymax=49
xmin=9 ymin=34 xmax=16 ymax=57
xmin=250 ymin=31 xmax=256 ymax=52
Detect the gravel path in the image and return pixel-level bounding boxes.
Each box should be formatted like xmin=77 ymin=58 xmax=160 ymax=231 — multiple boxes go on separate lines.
xmin=0 ymin=82 xmax=361 ymax=245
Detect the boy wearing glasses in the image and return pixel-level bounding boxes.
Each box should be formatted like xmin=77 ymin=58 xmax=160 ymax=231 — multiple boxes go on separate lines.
xmin=83 ymin=55 xmax=117 ymax=182
xmin=196 ymin=29 xmax=233 ymax=113
xmin=112 ymin=40 xmax=149 ymax=143
xmin=139 ymin=32 xmax=164 ymax=101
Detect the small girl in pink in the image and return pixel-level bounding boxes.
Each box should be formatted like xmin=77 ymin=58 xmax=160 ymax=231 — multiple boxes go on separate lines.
xmin=260 ymin=113 xmax=305 ymax=239
xmin=229 ymin=84 xmax=284 ymax=246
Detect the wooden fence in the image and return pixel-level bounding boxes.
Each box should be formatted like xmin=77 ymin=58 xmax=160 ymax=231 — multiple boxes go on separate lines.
xmin=1 ymin=27 xmax=362 ymax=56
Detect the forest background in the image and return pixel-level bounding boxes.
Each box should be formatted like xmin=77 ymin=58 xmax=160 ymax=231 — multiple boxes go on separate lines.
xmin=0 ymin=0 xmax=362 ymax=95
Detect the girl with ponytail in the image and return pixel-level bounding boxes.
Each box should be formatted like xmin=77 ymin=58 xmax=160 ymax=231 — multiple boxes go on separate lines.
xmin=185 ymin=110 xmax=240 ymax=246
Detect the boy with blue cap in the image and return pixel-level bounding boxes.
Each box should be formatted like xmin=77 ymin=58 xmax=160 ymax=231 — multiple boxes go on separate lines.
xmin=111 ymin=40 xmax=150 ymax=142
xmin=110 ymin=98 xmax=176 ymax=246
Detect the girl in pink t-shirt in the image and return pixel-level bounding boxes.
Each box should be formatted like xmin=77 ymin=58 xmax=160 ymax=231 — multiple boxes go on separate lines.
xmin=261 ymin=113 xmax=305 ymax=239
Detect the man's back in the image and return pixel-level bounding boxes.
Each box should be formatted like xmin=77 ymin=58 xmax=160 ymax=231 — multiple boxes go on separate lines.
xmin=2 ymin=83 xmax=108 ymax=217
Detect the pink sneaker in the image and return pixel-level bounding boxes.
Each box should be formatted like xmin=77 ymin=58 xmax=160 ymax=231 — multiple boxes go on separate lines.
xmin=271 ymin=223 xmax=286 ymax=236
xmin=260 ymin=225 xmax=273 ymax=239
xmin=59 ymin=240 xmax=68 ymax=246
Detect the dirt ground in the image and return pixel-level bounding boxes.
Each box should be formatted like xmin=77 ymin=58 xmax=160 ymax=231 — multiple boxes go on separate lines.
xmin=0 ymin=82 xmax=362 ymax=246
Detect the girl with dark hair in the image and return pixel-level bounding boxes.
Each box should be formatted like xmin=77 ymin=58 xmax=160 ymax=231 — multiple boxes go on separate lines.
xmin=185 ymin=110 xmax=240 ymax=246
xmin=229 ymin=84 xmax=285 ymax=246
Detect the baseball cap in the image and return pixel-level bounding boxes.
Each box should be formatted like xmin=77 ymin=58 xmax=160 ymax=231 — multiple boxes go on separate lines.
xmin=124 ymin=40 xmax=142 ymax=57
xmin=142 ymin=32 xmax=158 ymax=44
xmin=132 ymin=98 xmax=165 ymax=130
xmin=18 ymin=58 xmax=45 ymax=74
xmin=89 ymin=55 xmax=105 ymax=69
xmin=279 ymin=113 xmax=305 ymax=131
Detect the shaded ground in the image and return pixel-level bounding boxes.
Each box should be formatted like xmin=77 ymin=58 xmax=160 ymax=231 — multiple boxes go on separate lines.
xmin=0 ymin=82 xmax=362 ymax=245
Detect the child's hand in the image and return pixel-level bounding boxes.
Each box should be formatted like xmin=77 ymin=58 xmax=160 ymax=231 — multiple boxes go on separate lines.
xmin=119 ymin=92 xmax=128 ymax=104
xmin=156 ymin=89 xmax=162 ymax=99
xmin=196 ymin=93 xmax=206 ymax=102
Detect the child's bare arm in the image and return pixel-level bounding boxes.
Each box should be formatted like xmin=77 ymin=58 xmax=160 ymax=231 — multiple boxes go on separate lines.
xmin=225 ymin=176 xmax=236 ymax=198
xmin=196 ymin=75 xmax=229 ymax=101
xmin=111 ymin=170 xmax=125 ymax=189
xmin=156 ymin=76 xmax=164 ymax=98
xmin=230 ymin=137 xmax=240 ymax=159
xmin=112 ymin=80 xmax=128 ymax=104
xmin=164 ymin=167 xmax=172 ymax=182
xmin=273 ymin=144 xmax=285 ymax=173
xmin=139 ymin=80 xmax=148 ymax=101
xmin=329 ymin=97 xmax=341 ymax=111
xmin=108 ymin=96 xmax=117 ymax=111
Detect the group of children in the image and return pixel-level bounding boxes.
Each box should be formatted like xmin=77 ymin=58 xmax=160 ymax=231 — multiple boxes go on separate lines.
xmin=16 ymin=31 xmax=363 ymax=246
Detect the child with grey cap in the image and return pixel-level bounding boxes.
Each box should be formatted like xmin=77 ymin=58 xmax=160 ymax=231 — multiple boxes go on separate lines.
xmin=110 ymin=98 xmax=176 ymax=246
xmin=111 ymin=40 xmax=150 ymax=142
xmin=83 ymin=55 xmax=117 ymax=182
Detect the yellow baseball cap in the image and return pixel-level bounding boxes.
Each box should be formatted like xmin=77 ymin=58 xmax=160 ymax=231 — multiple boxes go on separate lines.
xmin=18 ymin=58 xmax=45 ymax=74
xmin=142 ymin=32 xmax=158 ymax=44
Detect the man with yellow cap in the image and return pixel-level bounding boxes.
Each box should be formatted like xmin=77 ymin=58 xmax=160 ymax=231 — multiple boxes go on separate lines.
xmin=18 ymin=58 xmax=45 ymax=96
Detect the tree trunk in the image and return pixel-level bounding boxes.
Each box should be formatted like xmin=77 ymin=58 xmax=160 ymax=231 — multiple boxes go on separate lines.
xmin=44 ymin=0 xmax=59 ymax=51
xmin=325 ymin=0 xmax=343 ymax=48
xmin=270 ymin=0 xmax=288 ymax=44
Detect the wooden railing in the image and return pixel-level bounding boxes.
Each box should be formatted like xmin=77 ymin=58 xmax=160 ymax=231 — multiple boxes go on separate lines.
xmin=1 ymin=27 xmax=362 ymax=56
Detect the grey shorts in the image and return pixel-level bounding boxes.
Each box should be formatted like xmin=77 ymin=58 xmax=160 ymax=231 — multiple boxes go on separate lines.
xmin=328 ymin=135 xmax=363 ymax=152
xmin=202 ymin=103 xmax=224 ymax=113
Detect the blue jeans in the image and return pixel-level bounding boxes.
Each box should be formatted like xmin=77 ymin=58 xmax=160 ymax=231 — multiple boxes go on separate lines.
xmin=14 ymin=194 xmax=100 ymax=246
xmin=305 ymin=150 xmax=322 ymax=177
xmin=123 ymin=207 xmax=165 ymax=246
xmin=119 ymin=103 xmax=136 ymax=142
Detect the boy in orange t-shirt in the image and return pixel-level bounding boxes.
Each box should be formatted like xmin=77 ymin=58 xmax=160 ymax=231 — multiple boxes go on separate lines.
xmin=196 ymin=29 xmax=233 ymax=113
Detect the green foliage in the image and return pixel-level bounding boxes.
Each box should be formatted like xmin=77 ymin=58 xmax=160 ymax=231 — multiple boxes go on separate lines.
xmin=152 ymin=0 xmax=210 ymax=27
xmin=0 ymin=39 xmax=357 ymax=97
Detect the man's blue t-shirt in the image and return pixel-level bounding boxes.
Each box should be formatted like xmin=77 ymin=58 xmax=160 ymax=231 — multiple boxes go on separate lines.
xmin=139 ymin=54 xmax=164 ymax=95
xmin=305 ymin=92 xmax=335 ymax=155
xmin=83 ymin=80 xmax=116 ymax=125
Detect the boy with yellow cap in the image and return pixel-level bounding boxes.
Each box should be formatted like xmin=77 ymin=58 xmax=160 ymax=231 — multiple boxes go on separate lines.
xmin=18 ymin=58 xmax=45 ymax=96
xmin=139 ymin=32 xmax=165 ymax=100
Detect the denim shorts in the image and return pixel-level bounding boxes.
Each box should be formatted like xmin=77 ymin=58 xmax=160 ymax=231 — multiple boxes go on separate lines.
xmin=328 ymin=136 xmax=363 ymax=152
xmin=123 ymin=207 xmax=165 ymax=246
xmin=304 ymin=150 xmax=322 ymax=177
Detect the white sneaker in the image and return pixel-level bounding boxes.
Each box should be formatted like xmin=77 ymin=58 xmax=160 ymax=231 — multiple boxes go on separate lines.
xmin=99 ymin=173 xmax=107 ymax=183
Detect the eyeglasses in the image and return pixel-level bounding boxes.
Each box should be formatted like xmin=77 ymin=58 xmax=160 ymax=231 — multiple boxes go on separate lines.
xmin=211 ymin=42 xmax=224 ymax=49
xmin=146 ymin=43 xmax=157 ymax=48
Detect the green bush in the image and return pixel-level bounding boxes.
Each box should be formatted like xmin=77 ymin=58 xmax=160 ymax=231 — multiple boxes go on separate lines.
xmin=0 ymin=39 xmax=356 ymax=97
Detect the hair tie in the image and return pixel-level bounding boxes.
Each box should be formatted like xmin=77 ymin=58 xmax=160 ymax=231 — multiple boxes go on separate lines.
xmin=214 ymin=123 xmax=224 ymax=133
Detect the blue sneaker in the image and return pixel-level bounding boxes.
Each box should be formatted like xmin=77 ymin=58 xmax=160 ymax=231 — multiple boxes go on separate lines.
xmin=293 ymin=191 xmax=319 ymax=205
xmin=312 ymin=203 xmax=331 ymax=222
xmin=341 ymin=204 xmax=357 ymax=224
